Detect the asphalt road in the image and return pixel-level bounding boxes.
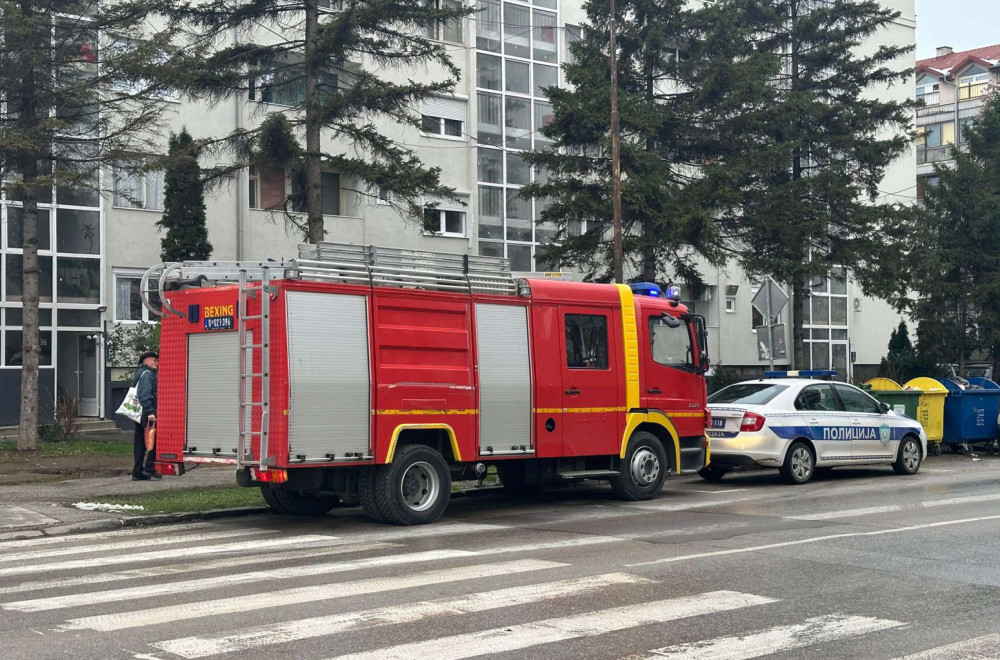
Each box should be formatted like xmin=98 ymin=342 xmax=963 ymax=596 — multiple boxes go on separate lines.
xmin=4 ymin=454 xmax=1000 ymax=660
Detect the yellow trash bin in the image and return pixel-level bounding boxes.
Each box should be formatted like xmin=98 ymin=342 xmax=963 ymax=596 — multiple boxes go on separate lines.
xmin=903 ymin=377 xmax=948 ymax=448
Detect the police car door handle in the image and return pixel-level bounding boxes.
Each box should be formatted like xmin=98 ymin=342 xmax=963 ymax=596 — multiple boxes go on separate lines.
xmin=807 ymin=418 xmax=820 ymax=425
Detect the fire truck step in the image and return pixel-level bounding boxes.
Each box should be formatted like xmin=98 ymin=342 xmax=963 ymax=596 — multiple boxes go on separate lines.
xmin=556 ymin=470 xmax=620 ymax=480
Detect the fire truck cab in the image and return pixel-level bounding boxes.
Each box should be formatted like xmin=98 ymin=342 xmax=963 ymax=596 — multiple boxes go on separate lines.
xmin=145 ymin=242 xmax=711 ymax=525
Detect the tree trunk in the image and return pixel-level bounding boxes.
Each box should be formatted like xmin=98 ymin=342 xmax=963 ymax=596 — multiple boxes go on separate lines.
xmin=304 ymin=0 xmax=324 ymax=244
xmin=792 ymin=274 xmax=808 ymax=370
xmin=16 ymin=0 xmax=40 ymax=451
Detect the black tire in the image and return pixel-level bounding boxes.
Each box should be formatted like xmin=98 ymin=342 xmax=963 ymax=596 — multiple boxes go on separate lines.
xmin=893 ymin=435 xmax=923 ymax=475
xmin=359 ymin=467 xmax=390 ymax=523
xmin=610 ymin=431 xmax=668 ymax=501
xmin=698 ymin=465 xmax=729 ymax=482
xmin=260 ymin=486 xmax=339 ymax=516
xmin=779 ymin=441 xmax=815 ymax=485
xmin=929 ymin=443 xmax=942 ymax=456
xmin=374 ymin=445 xmax=451 ymax=525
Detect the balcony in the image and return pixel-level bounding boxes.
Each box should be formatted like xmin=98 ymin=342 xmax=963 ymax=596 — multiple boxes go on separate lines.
xmin=916 ymin=145 xmax=954 ymax=165
xmin=959 ymin=83 xmax=989 ymax=100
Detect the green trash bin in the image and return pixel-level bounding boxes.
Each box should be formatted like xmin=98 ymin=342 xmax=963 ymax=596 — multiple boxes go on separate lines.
xmin=863 ymin=378 xmax=921 ymax=420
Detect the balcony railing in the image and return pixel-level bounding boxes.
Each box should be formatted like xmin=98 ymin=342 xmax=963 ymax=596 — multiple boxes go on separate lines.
xmin=917 ymin=145 xmax=954 ymax=165
xmin=959 ymin=82 xmax=989 ymax=100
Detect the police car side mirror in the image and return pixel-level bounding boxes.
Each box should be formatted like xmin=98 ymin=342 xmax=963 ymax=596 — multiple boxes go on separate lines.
xmin=879 ymin=402 xmax=890 ymax=414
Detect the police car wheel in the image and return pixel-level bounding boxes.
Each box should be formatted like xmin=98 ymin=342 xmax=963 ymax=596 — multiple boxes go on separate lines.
xmin=375 ymin=444 xmax=451 ymax=525
xmin=611 ymin=432 xmax=667 ymax=501
xmin=780 ymin=441 xmax=815 ymax=485
xmin=698 ymin=465 xmax=729 ymax=482
xmin=892 ymin=436 xmax=922 ymax=475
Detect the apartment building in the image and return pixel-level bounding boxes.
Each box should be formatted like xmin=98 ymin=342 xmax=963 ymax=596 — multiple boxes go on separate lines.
xmin=0 ymin=0 xmax=915 ymax=425
xmin=915 ymin=43 xmax=1000 ymax=199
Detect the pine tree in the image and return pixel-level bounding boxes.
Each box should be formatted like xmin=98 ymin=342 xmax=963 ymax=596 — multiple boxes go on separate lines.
xmin=911 ymin=95 xmax=1000 ymax=378
xmin=0 ymin=0 xmax=182 ymax=449
xmin=167 ymin=0 xmax=473 ymax=243
xmin=158 ymin=129 xmax=213 ymax=262
xmin=521 ymin=0 xmax=730 ymax=282
xmin=697 ymin=0 xmax=915 ymax=367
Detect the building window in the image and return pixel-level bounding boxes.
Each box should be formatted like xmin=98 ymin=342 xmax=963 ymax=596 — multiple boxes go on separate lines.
xmin=917 ymin=121 xmax=954 ymax=148
xmin=564 ymin=24 xmax=581 ymax=65
xmin=248 ymin=165 xmax=260 ymax=209
xmin=423 ymin=0 xmax=464 ymax=43
xmin=421 ymin=115 xmax=464 ymax=138
xmin=423 ymin=207 xmax=467 ymax=237
xmin=291 ymin=171 xmax=341 ymax=216
xmin=725 ymin=297 xmax=736 ymax=313
xmin=114 ymin=272 xmax=159 ymax=322
xmin=249 ymin=57 xmax=339 ymax=105
xmin=917 ymin=174 xmax=939 ymax=201
xmin=112 ymin=162 xmax=165 ymax=210
xmin=959 ymin=66 xmax=989 ymax=100
xmin=915 ymin=77 xmax=939 ymax=106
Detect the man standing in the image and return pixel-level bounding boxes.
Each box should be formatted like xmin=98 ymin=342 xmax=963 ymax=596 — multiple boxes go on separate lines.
xmin=132 ymin=351 xmax=159 ymax=481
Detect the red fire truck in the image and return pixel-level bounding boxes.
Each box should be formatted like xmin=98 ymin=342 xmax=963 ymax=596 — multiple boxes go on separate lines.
xmin=143 ymin=242 xmax=711 ymax=525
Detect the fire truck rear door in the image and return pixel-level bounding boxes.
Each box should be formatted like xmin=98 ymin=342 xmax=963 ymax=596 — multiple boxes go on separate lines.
xmin=559 ymin=306 xmax=619 ymax=456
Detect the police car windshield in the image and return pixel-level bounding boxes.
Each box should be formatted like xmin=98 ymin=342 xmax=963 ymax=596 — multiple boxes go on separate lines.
xmin=709 ymin=383 xmax=787 ymax=405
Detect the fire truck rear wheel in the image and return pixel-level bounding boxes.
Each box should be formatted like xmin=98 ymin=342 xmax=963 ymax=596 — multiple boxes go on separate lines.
xmin=359 ymin=467 xmax=391 ymax=523
xmin=375 ymin=444 xmax=451 ymax=525
xmin=260 ymin=486 xmax=339 ymax=516
xmin=610 ymin=431 xmax=667 ymax=501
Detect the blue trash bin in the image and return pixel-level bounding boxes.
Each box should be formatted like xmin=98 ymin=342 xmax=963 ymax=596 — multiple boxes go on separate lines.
xmin=941 ymin=377 xmax=1000 ymax=451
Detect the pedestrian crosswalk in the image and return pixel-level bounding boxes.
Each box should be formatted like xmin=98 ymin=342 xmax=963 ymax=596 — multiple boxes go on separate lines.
xmin=0 ymin=514 xmax=988 ymax=660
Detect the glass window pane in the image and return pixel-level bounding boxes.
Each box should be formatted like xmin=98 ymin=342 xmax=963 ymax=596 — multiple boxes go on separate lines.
xmin=442 ymin=0 xmax=463 ymax=43
xmin=5 ymin=254 xmax=53 ymax=302
xmin=505 ymin=96 xmax=531 ymax=149
xmin=506 ymin=153 xmax=530 ymax=184
xmin=503 ymin=3 xmax=530 ymax=58
xmin=832 ymin=343 xmax=848 ymax=375
xmin=479 ymin=240 xmax=504 ymax=258
xmin=834 ymin=384 xmax=880 ymax=414
xmin=56 ymin=257 xmax=100 ymax=303
xmin=506 ymin=59 xmax=529 ymax=94
xmin=444 ymin=210 xmax=465 ymax=234
xmin=444 ymin=119 xmax=463 ymax=137
xmin=830 ymin=297 xmax=848 ymax=325
xmin=532 ymin=10 xmax=557 ymax=63
xmin=321 ymin=172 xmax=340 ymax=215
xmin=565 ymin=25 xmax=582 ymax=65
xmin=113 ymin=166 xmax=143 ymax=207
xmin=810 ymin=295 xmax=829 ymax=325
xmin=59 ymin=309 xmax=100 ymax=326
xmin=535 ymin=197 xmax=557 ymax=243
xmin=926 ymin=123 xmax=942 ymax=147
xmin=476 ymin=0 xmax=501 ymax=52
xmin=533 ymin=0 xmax=556 ymax=8
xmin=476 ymin=92 xmax=503 ymax=146
xmin=505 ymin=189 xmax=531 ymax=240
xmin=811 ymin=328 xmax=829 ymax=340
xmin=56 ymin=208 xmax=100 ymax=254
xmin=146 ymin=170 xmax=165 ymax=211
xmin=477 ymin=53 xmax=502 ymax=90
xmin=115 ymin=276 xmax=142 ymax=321
xmin=422 ymin=114 xmax=441 ymax=133
xmin=7 ymin=207 xmax=51 ymax=250
xmin=832 ymin=328 xmax=848 ymax=340
xmin=565 ymin=313 xmax=608 ymax=369
xmin=507 ymin=243 xmax=532 ymax=272
xmin=5 ymin=308 xmax=52 ymax=326
xmin=810 ymin=341 xmax=830 ymax=370
xmin=478 ymin=186 xmax=504 ymax=239
xmin=4 ymin=330 xmax=52 ymax=366
xmin=57 ymin=170 xmax=99 ymax=207
xmin=477 ymin=148 xmax=503 ymax=183
xmin=830 ymin=266 xmax=847 ymax=294
xmin=534 ymin=63 xmax=557 ymax=97
xmin=534 ymin=100 xmax=554 ymax=148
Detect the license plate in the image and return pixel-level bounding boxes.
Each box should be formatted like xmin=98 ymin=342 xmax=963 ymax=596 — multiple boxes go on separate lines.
xmin=711 ymin=418 xmax=726 ymax=429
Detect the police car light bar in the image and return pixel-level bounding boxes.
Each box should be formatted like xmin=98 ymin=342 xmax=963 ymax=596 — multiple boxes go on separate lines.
xmin=763 ymin=370 xmax=838 ymax=379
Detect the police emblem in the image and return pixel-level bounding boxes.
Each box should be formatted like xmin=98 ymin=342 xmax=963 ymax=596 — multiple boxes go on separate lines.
xmin=879 ymin=424 xmax=892 ymax=446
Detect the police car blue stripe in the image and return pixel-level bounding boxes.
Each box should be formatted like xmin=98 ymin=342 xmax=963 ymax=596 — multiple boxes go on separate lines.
xmin=770 ymin=425 xmax=921 ymax=442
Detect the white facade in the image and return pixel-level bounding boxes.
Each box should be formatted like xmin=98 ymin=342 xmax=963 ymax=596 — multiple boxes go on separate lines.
xmin=0 ymin=0 xmax=916 ymax=423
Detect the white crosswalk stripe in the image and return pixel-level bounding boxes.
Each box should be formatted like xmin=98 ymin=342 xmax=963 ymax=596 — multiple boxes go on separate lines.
xmin=895 ymin=633 xmax=1000 ymax=659
xmin=642 ymin=614 xmax=904 ymax=659
xmin=323 ymin=591 xmax=777 ymax=660
xmin=6 ymin=545 xmax=456 ymax=611
xmin=786 ymin=505 xmax=903 ymax=520
xmin=0 ymin=542 xmax=399 ymax=596
xmin=58 ymin=559 xmax=564 ymax=631
xmin=0 ymin=528 xmax=270 ymax=563
xmin=0 ymin=522 xmax=214 ymax=552
xmin=154 ymin=573 xmax=652 ymax=659
xmin=0 ymin=534 xmax=340 ymax=577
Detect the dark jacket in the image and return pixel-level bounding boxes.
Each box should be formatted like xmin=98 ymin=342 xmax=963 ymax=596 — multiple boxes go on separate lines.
xmin=132 ymin=364 xmax=158 ymax=420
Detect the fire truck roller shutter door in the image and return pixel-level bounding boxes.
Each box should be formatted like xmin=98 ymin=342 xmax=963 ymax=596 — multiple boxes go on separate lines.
xmin=187 ymin=332 xmax=242 ymax=455
xmin=475 ymin=303 xmax=532 ymax=454
xmin=286 ymin=291 xmax=371 ymax=460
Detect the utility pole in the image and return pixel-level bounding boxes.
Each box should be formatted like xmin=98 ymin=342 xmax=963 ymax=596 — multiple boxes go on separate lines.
xmin=609 ymin=0 xmax=624 ymax=283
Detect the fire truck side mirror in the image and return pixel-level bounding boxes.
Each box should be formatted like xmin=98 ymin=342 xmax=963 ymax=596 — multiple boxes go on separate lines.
xmin=659 ymin=313 xmax=682 ymax=329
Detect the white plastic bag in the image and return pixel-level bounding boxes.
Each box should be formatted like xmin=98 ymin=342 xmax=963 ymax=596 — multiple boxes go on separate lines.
xmin=116 ymin=384 xmax=143 ymax=424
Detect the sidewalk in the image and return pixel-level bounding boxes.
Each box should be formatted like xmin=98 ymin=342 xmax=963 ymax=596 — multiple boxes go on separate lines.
xmin=0 ymin=465 xmax=259 ymax=540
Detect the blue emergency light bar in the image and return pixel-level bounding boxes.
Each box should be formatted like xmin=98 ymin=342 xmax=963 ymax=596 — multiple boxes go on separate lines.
xmin=763 ymin=370 xmax=838 ymax=379
xmin=629 ymin=282 xmax=662 ymax=297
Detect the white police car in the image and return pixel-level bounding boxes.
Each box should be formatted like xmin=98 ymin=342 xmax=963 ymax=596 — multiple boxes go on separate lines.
xmin=704 ymin=371 xmax=927 ymax=484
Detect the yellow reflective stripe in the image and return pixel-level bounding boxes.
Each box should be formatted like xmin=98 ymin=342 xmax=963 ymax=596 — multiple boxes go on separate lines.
xmin=620 ymin=410 xmax=681 ymax=469
xmin=385 ymin=423 xmax=462 ymax=463
xmin=376 ymin=409 xmax=478 ymax=416
xmin=534 ymin=407 xmax=627 ymax=414
xmin=615 ymin=284 xmax=641 ymax=411
xmin=667 ymin=411 xmax=704 ymax=418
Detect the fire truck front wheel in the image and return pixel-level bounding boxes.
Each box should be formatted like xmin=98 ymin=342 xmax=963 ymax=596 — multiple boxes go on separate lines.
xmin=375 ymin=444 xmax=451 ymax=525
xmin=260 ymin=486 xmax=340 ymax=516
xmin=610 ymin=431 xmax=667 ymax=501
